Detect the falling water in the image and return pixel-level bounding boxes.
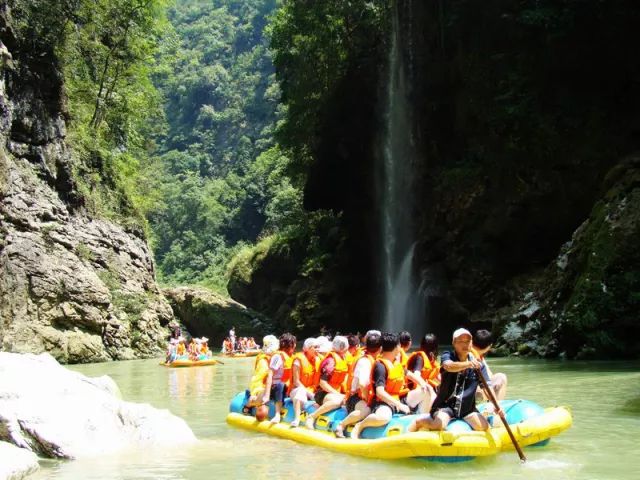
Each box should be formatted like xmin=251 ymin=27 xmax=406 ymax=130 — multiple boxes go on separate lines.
xmin=380 ymin=0 xmax=424 ymax=336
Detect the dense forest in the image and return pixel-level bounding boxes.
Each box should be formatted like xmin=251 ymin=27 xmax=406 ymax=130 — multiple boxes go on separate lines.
xmin=3 ymin=0 xmax=639 ymax=358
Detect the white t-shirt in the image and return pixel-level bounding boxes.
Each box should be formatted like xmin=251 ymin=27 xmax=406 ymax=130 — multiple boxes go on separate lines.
xmin=269 ymin=353 xmax=285 ymax=382
xmin=350 ymin=356 xmax=373 ymax=393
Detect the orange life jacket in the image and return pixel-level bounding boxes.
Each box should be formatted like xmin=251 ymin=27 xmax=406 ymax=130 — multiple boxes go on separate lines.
xmin=406 ymin=350 xmax=441 ymax=388
xmin=273 ymin=350 xmax=294 ymax=385
xmin=252 ymin=353 xmax=271 ymax=386
xmin=290 ymin=352 xmax=320 ymax=393
xmin=325 ymin=351 xmax=348 ymax=393
xmin=399 ymin=348 xmax=409 ymax=368
xmin=177 ymin=343 xmax=186 ymax=355
xmin=375 ymin=358 xmax=406 ymax=401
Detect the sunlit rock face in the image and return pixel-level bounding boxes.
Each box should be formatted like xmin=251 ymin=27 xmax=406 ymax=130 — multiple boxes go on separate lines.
xmin=0 ymin=440 xmax=39 ymax=480
xmin=0 ymin=352 xmax=196 ymax=459
xmin=0 ymin=7 xmax=173 ymax=363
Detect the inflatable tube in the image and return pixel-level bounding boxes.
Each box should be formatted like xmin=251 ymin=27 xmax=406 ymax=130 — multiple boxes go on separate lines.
xmin=160 ymin=358 xmax=218 ymax=368
xmin=226 ymin=392 xmax=572 ymax=461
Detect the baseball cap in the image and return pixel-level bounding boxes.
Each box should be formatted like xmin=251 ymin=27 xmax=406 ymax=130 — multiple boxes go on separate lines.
xmin=452 ymin=328 xmax=472 ymax=342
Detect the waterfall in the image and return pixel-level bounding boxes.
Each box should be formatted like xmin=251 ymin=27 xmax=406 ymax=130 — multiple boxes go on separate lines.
xmin=380 ymin=0 xmax=424 ymax=336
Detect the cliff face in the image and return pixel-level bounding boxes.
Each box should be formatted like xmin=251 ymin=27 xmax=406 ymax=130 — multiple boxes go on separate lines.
xmin=0 ymin=8 xmax=172 ymax=363
xmin=228 ymin=0 xmax=640 ymax=357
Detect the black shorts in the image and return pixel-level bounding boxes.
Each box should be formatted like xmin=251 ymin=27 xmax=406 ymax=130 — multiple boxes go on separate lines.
xmin=346 ymin=394 xmax=367 ymax=413
xmin=432 ymin=406 xmax=478 ymax=420
xmin=371 ymin=397 xmax=409 ymax=415
xmin=314 ymin=390 xmax=328 ymax=405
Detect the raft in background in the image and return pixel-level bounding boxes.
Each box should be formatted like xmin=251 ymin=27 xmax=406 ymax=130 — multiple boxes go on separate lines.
xmin=222 ymin=350 xmax=261 ymax=358
xmin=226 ymin=392 xmax=572 ymax=462
xmin=160 ymin=358 xmax=219 ymax=368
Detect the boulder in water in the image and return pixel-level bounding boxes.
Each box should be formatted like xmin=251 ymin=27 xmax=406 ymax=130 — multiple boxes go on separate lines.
xmin=0 ymin=441 xmax=39 ymax=480
xmin=0 ymin=352 xmax=196 ymax=459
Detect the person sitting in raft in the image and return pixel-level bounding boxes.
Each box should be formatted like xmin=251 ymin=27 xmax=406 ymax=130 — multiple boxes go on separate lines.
xmin=305 ymin=336 xmax=350 ymax=429
xmin=407 ymin=328 xmax=502 ymax=433
xmin=472 ymin=329 xmax=508 ymax=402
xmin=398 ymin=331 xmax=412 ymax=368
xmin=345 ymin=334 xmax=360 ymax=363
xmin=246 ymin=335 xmax=279 ymax=409
xmin=263 ymin=333 xmax=296 ymax=424
xmin=197 ymin=337 xmax=210 ymax=359
xmin=176 ymin=336 xmax=187 ymax=358
xmin=334 ymin=331 xmax=382 ymax=438
xmin=289 ymin=337 xmax=320 ymax=427
xmin=314 ymin=336 xmax=332 ymax=360
xmin=350 ymin=332 xmax=429 ymax=439
xmin=165 ymin=338 xmax=179 ymax=363
xmin=405 ymin=333 xmax=440 ymax=412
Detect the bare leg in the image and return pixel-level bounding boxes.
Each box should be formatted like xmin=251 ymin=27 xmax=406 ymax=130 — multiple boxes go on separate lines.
xmin=305 ymin=393 xmax=344 ymax=429
xmin=464 ymin=411 xmax=490 ymax=431
xmin=491 ymin=373 xmax=508 ymax=401
xmin=405 ymin=387 xmax=429 ymax=413
xmin=407 ymin=410 xmax=451 ymax=432
xmin=335 ymin=400 xmax=371 ymax=437
xmin=351 ymin=405 xmax=393 ymax=439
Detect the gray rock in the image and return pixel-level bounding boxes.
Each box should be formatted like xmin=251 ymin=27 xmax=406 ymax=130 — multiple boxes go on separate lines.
xmin=0 ymin=441 xmax=39 ymax=480
xmin=0 ymin=352 xmax=196 ymax=459
xmin=0 ymin=11 xmax=174 ymax=363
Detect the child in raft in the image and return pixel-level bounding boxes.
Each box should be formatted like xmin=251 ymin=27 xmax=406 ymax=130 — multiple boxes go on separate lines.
xmin=471 ymin=329 xmax=508 ymax=402
xmin=263 ymin=333 xmax=297 ymax=424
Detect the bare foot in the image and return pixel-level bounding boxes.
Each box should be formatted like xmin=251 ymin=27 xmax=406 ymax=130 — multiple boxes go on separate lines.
xmin=334 ymin=424 xmax=345 ymax=438
xmin=350 ymin=423 xmax=362 ymax=439
xmin=305 ymin=417 xmax=315 ymax=430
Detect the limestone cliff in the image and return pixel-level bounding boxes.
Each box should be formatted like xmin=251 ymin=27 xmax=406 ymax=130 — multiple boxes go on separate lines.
xmin=0 ymin=6 xmax=173 ymax=363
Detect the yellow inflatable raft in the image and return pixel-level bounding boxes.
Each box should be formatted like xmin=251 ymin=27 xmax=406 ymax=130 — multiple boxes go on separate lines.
xmin=161 ymin=358 xmax=218 ymax=368
xmin=227 ymin=393 xmax=572 ymax=461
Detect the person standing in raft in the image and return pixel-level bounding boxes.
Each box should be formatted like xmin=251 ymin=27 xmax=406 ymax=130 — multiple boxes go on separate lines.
xmin=246 ymin=335 xmax=279 ymax=409
xmin=398 ymin=331 xmax=412 ymax=368
xmin=407 ymin=328 xmax=501 ymax=432
xmin=305 ymin=336 xmax=350 ymax=429
xmin=289 ymin=338 xmax=320 ymax=427
xmin=472 ymin=329 xmax=508 ymax=402
xmin=405 ymin=333 xmax=441 ymax=412
xmin=334 ymin=331 xmax=382 ymax=438
xmin=263 ymin=333 xmax=296 ymax=424
xmin=350 ymin=332 xmax=429 ymax=439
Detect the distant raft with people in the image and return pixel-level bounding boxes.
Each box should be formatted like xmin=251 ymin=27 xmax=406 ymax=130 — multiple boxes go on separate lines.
xmin=161 ymin=358 xmax=219 ymax=368
xmin=226 ymin=393 xmax=572 ymax=461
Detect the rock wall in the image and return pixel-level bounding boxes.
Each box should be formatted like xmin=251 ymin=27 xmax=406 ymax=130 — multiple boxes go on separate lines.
xmin=164 ymin=286 xmax=272 ymax=347
xmin=0 ymin=7 xmax=173 ymax=363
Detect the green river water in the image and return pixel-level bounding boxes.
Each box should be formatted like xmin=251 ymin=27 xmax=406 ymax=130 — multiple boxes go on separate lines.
xmin=32 ymin=357 xmax=639 ymax=480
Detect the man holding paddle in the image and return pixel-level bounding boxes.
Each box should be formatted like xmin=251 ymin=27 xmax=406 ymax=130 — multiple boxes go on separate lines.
xmin=408 ymin=328 xmax=502 ymax=432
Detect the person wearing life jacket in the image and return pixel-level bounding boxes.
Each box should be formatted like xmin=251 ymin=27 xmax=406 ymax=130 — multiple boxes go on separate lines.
xmin=350 ymin=332 xmax=429 ymax=439
xmin=334 ymin=332 xmax=382 ymax=438
xmin=406 ymin=333 xmax=440 ymax=412
xmin=289 ymin=338 xmax=320 ymax=427
xmin=345 ymin=334 xmax=360 ymax=364
xmin=398 ymin=331 xmax=412 ymax=368
xmin=305 ymin=336 xmax=350 ymax=430
xmin=176 ymin=336 xmax=187 ymax=358
xmin=407 ymin=328 xmax=502 ymax=433
xmin=472 ymin=329 xmax=508 ymax=402
xmin=263 ymin=333 xmax=296 ymax=424
xmin=165 ymin=338 xmax=179 ymax=364
xmin=314 ymin=336 xmax=332 ymax=360
xmin=246 ymin=335 xmax=279 ymax=409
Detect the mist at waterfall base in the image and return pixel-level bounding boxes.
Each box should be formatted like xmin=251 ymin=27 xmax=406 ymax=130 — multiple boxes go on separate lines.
xmin=380 ymin=0 xmax=427 ymax=340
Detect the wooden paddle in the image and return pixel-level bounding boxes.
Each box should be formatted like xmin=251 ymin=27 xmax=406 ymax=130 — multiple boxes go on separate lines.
xmin=476 ymin=366 xmax=527 ymax=462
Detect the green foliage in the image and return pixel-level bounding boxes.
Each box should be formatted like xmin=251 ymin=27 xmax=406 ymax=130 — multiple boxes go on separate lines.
xmin=57 ymin=0 xmax=169 ymax=232
xmin=269 ymin=0 xmax=387 ymax=177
